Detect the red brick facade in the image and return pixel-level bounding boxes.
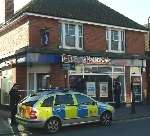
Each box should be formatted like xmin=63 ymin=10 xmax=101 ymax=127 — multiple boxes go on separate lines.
xmin=50 ymin=64 xmax=67 ymax=88
xmin=84 ymin=24 xmax=107 ymax=52
xmin=126 ymin=30 xmax=145 ymax=54
xmin=29 ymin=16 xmax=59 ymax=48
xmin=16 ymin=65 xmax=27 ymax=90
xmin=0 ymin=17 xmax=29 ymax=54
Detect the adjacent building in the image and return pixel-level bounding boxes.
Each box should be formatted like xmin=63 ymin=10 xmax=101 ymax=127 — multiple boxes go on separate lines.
xmin=0 ymin=0 xmax=148 ymax=105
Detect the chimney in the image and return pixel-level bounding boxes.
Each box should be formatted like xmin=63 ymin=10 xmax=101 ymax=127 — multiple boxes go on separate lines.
xmin=5 ymin=0 xmax=14 ymax=21
xmin=0 ymin=0 xmax=14 ymax=23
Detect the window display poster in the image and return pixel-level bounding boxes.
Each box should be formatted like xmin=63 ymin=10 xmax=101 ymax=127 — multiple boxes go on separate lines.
xmin=86 ymin=82 xmax=96 ymax=97
xmin=100 ymin=82 xmax=108 ymax=97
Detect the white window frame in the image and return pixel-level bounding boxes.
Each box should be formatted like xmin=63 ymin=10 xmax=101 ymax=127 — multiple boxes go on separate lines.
xmin=61 ymin=22 xmax=83 ymax=50
xmin=106 ymin=28 xmax=125 ymax=53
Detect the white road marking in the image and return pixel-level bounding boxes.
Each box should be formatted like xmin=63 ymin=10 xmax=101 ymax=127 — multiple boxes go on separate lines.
xmin=113 ymin=116 xmax=150 ymax=123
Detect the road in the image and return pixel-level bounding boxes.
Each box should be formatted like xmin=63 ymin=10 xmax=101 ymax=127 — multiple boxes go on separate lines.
xmin=6 ymin=117 xmax=150 ymax=136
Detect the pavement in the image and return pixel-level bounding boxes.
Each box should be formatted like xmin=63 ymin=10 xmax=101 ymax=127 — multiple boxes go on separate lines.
xmin=0 ymin=103 xmax=150 ymax=135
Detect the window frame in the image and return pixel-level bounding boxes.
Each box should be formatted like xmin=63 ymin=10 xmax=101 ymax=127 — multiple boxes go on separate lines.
xmin=106 ymin=28 xmax=125 ymax=53
xmin=61 ymin=22 xmax=83 ymax=50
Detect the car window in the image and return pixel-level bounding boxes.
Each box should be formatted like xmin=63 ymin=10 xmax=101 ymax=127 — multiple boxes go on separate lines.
xmin=75 ymin=94 xmax=94 ymax=105
xmin=21 ymin=95 xmax=40 ymax=106
xmin=22 ymin=100 xmax=38 ymax=107
xmin=41 ymin=96 xmax=54 ymax=107
xmin=55 ymin=94 xmax=74 ymax=105
xmin=23 ymin=95 xmax=41 ymax=103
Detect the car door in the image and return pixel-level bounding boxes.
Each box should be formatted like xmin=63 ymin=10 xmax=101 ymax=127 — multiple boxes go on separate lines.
xmin=37 ymin=96 xmax=54 ymax=120
xmin=74 ymin=94 xmax=99 ymax=121
xmin=53 ymin=94 xmax=77 ymax=121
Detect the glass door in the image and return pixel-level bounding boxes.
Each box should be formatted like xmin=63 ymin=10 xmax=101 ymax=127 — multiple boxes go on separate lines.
xmin=37 ymin=73 xmax=51 ymax=90
xmin=131 ymin=76 xmax=142 ymax=102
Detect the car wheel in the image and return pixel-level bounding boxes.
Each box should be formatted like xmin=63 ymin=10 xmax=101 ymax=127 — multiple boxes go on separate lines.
xmin=100 ymin=111 xmax=112 ymax=126
xmin=45 ymin=118 xmax=61 ymax=133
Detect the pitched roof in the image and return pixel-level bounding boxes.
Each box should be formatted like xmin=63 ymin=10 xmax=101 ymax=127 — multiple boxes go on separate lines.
xmin=11 ymin=0 xmax=147 ymax=30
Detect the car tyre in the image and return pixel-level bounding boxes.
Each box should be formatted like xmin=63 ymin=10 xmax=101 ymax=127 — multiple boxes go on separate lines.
xmin=45 ymin=118 xmax=61 ymax=133
xmin=100 ymin=111 xmax=112 ymax=126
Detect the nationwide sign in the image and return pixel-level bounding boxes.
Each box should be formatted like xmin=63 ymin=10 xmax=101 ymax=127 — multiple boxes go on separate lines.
xmin=62 ymin=54 xmax=111 ymax=65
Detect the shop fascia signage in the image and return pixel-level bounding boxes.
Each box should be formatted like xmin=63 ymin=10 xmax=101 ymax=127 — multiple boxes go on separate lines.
xmin=62 ymin=54 xmax=111 ymax=65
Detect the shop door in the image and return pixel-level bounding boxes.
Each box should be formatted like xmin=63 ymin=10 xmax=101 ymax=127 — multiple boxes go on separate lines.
xmin=37 ymin=73 xmax=51 ymax=90
xmin=131 ymin=76 xmax=142 ymax=102
xmin=113 ymin=75 xmax=125 ymax=102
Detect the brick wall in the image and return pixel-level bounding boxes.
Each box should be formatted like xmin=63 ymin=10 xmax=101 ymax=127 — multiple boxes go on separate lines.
xmin=0 ymin=0 xmax=14 ymax=23
xmin=29 ymin=16 xmax=59 ymax=48
xmin=16 ymin=65 xmax=27 ymax=90
xmin=84 ymin=24 xmax=106 ymax=52
xmin=5 ymin=0 xmax=14 ymax=21
xmin=126 ymin=30 xmax=145 ymax=54
xmin=145 ymin=33 xmax=149 ymax=51
xmin=50 ymin=64 xmax=67 ymax=88
xmin=0 ymin=21 xmax=29 ymax=55
xmin=0 ymin=0 xmax=5 ymax=24
xmin=142 ymin=72 xmax=148 ymax=103
xmin=125 ymin=66 xmax=131 ymax=103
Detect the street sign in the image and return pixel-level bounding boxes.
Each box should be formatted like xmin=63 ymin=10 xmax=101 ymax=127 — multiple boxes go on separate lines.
xmin=62 ymin=63 xmax=75 ymax=70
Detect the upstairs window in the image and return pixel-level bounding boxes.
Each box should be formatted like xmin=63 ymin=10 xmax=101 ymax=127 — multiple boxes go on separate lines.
xmin=106 ymin=28 xmax=125 ymax=53
xmin=40 ymin=28 xmax=49 ymax=46
xmin=61 ymin=22 xmax=83 ymax=50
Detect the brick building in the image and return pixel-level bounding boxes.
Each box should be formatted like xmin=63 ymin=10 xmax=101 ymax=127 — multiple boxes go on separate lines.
xmin=0 ymin=0 xmax=148 ymax=105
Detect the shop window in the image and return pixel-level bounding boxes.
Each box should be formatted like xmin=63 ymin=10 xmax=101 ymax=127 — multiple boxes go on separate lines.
xmin=84 ymin=66 xmax=112 ymax=74
xmin=1 ymin=69 xmax=13 ymax=105
xmin=113 ymin=67 xmax=124 ymax=73
xmin=98 ymin=67 xmax=112 ymax=73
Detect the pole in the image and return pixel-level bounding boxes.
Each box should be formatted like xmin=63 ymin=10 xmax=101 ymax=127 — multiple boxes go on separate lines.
xmin=148 ymin=16 xmax=150 ymax=50
xmin=147 ymin=16 xmax=150 ymax=104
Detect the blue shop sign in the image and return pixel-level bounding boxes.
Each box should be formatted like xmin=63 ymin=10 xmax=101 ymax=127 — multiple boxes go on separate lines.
xmin=26 ymin=53 xmax=62 ymax=64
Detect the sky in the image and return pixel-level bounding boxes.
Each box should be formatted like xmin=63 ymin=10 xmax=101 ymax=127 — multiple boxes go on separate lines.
xmin=98 ymin=0 xmax=149 ymax=25
xmin=14 ymin=0 xmax=150 ymax=25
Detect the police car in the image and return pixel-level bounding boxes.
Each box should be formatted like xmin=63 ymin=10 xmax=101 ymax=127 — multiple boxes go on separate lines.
xmin=16 ymin=89 xmax=114 ymax=133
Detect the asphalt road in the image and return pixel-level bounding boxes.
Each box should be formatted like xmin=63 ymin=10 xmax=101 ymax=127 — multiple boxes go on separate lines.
xmin=8 ymin=117 xmax=150 ymax=136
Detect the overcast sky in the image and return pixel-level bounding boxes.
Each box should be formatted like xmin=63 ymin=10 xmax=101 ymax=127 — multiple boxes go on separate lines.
xmin=98 ymin=0 xmax=149 ymax=25
xmin=14 ymin=0 xmax=150 ymax=25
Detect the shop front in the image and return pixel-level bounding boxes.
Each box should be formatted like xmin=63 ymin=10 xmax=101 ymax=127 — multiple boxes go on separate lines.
xmin=68 ymin=65 xmax=125 ymax=102
xmin=62 ymin=54 xmax=146 ymax=103
xmin=0 ymin=53 xmax=62 ymax=105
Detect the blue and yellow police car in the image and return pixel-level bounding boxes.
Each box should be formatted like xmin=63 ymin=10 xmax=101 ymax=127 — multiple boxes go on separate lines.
xmin=16 ymin=89 xmax=114 ymax=133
